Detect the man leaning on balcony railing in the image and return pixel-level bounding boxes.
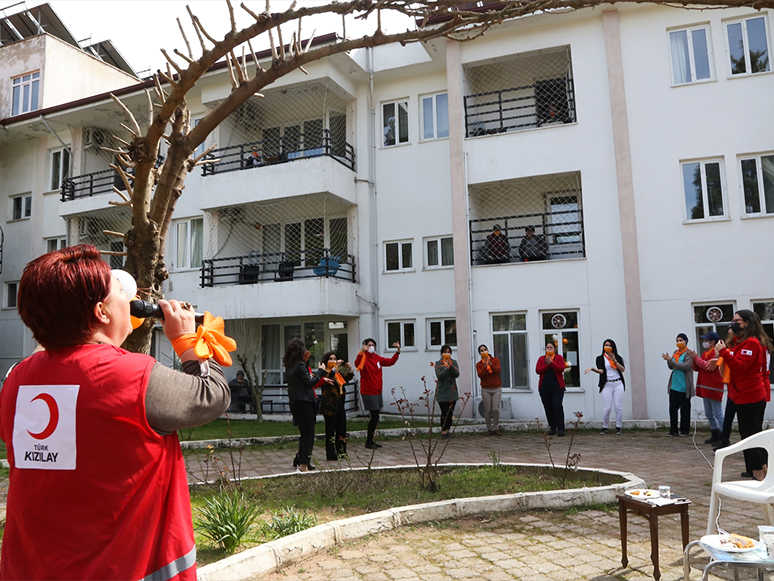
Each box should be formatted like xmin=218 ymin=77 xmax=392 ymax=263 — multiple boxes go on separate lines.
xmin=519 ymin=226 xmax=548 ymax=262
xmin=483 ymin=224 xmax=511 ymax=264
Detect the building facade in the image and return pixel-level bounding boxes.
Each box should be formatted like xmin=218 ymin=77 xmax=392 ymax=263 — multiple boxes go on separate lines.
xmin=1 ymin=3 xmax=772 ymax=423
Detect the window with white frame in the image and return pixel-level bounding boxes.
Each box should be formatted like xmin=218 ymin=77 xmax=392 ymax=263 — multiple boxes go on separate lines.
xmin=669 ymin=25 xmax=714 ymax=85
xmin=382 ymin=100 xmax=409 ymax=147
xmin=11 ymin=71 xmax=40 ymax=116
xmin=192 ymin=117 xmax=205 ymax=159
xmin=175 ymin=217 xmax=203 ymax=270
xmin=50 ymin=148 xmax=70 ymax=191
xmin=752 ymin=301 xmax=774 ymax=383
xmin=541 ymin=310 xmax=580 ymax=388
xmin=740 ymin=153 xmax=774 ymax=216
xmin=725 ymin=16 xmax=770 ymax=76
xmin=428 ymin=318 xmax=457 ymax=348
xmin=420 ymin=92 xmax=449 ymax=140
xmin=384 ymin=240 xmax=413 ymax=272
xmin=11 ymin=194 xmax=31 ymax=221
xmin=425 ymin=236 xmax=454 ymax=269
xmin=387 ymin=320 xmax=416 ymax=350
xmin=46 ymin=237 xmax=66 ymax=253
xmin=491 ymin=313 xmax=529 ymax=389
xmin=681 ymin=159 xmax=726 ymax=221
xmin=692 ymin=302 xmax=735 ymax=347
xmin=5 ymin=282 xmax=18 ymax=309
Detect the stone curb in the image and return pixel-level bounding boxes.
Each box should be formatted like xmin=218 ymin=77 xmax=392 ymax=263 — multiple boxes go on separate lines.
xmin=196 ymin=462 xmax=645 ymax=581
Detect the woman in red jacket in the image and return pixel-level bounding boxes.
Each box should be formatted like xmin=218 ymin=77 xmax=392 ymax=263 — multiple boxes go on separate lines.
xmin=716 ymin=310 xmax=773 ymax=481
xmin=687 ymin=331 xmax=725 ymax=445
xmin=536 ymin=342 xmax=566 ymax=436
xmin=476 ymin=344 xmax=502 ymax=436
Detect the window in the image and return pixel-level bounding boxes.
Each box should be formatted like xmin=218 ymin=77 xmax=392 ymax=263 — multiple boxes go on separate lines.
xmin=5 ymin=282 xmax=18 ymax=309
xmin=681 ymin=159 xmax=726 ymax=221
xmin=46 ymin=237 xmax=66 ymax=253
xmin=192 ymin=118 xmax=205 ymax=159
xmin=693 ymin=303 xmax=735 ymax=347
xmin=428 ymin=318 xmax=457 ymax=348
xmin=11 ymin=71 xmax=39 ymax=116
xmin=740 ymin=154 xmax=774 ymax=216
xmin=385 ymin=240 xmax=413 ymax=272
xmin=50 ymin=148 xmax=70 ymax=191
xmin=420 ymin=93 xmax=449 ymax=140
xmin=175 ymin=217 xmax=203 ymax=270
xmin=541 ymin=310 xmax=580 ymax=388
xmin=425 ymin=236 xmax=454 ymax=269
xmin=11 ymin=194 xmax=32 ymax=221
xmin=387 ymin=320 xmax=416 ymax=350
xmin=726 ymin=16 xmax=770 ymax=76
xmin=492 ymin=313 xmax=529 ymax=389
xmin=382 ymin=100 xmax=409 ymax=147
xmin=752 ymin=301 xmax=774 ymax=383
xmin=669 ymin=25 xmax=713 ymax=85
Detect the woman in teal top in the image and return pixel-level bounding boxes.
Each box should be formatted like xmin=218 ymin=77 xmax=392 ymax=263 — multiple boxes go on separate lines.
xmin=432 ymin=345 xmax=460 ymax=440
xmin=662 ymin=332 xmax=695 ymax=437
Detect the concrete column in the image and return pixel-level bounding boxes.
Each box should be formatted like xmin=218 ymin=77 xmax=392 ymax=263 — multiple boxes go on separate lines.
xmin=602 ymin=10 xmax=648 ymax=419
xmin=446 ymin=39 xmax=474 ymax=411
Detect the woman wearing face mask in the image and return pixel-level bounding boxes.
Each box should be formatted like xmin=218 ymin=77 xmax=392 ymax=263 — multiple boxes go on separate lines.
xmin=476 ymin=345 xmax=502 ymax=436
xmin=584 ymin=339 xmax=626 ymax=435
xmin=536 ymin=342 xmax=566 ymax=436
xmin=715 ymin=310 xmax=773 ymax=481
xmin=284 ymin=339 xmax=332 ymax=472
xmin=686 ymin=332 xmax=725 ymax=445
xmin=354 ymin=338 xmax=400 ymax=449
xmin=317 ymin=351 xmax=354 ymax=461
xmin=662 ymin=333 xmax=694 ymax=437
xmin=431 ymin=345 xmax=460 ymax=439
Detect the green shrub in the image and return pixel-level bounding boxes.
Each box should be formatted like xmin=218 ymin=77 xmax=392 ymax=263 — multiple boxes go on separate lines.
xmin=261 ymin=506 xmax=318 ymax=541
xmin=195 ymin=489 xmax=259 ymax=555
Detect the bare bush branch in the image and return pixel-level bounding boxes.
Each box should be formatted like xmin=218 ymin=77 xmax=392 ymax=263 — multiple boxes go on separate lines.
xmin=110 ymin=93 xmax=141 ymax=137
xmin=177 ymin=17 xmax=193 ymax=59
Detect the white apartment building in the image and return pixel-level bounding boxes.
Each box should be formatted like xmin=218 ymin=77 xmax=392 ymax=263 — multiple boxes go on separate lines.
xmin=1 ymin=3 xmax=772 ymax=424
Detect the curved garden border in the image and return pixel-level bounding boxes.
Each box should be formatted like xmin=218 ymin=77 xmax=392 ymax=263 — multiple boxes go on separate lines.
xmin=197 ymin=462 xmax=645 ymax=581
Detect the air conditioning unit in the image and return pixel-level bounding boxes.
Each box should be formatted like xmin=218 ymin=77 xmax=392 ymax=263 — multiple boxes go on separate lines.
xmin=84 ymin=127 xmax=107 ymax=149
xmin=474 ymin=396 xmax=514 ymax=419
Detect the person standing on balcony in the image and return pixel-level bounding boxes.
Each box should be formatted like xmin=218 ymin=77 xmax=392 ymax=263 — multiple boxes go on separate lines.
xmin=662 ymin=333 xmax=694 ymax=437
xmin=483 ymin=224 xmax=511 ymax=264
xmin=518 ymin=226 xmax=548 ymax=262
xmin=686 ymin=332 xmax=725 ymax=445
xmin=536 ymin=342 xmax=566 ymax=436
xmin=476 ymin=344 xmax=502 ymax=436
xmin=585 ymin=339 xmax=626 ymax=435
xmin=317 ymin=351 xmax=354 ymax=461
xmin=355 ymin=338 xmax=400 ymax=449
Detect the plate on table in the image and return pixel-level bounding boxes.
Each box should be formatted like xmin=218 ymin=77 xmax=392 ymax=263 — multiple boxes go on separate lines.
xmin=625 ymin=489 xmax=660 ymax=499
xmin=701 ymin=534 xmax=762 ymax=553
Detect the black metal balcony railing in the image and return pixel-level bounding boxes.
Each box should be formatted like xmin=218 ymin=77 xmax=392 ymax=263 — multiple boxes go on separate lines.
xmin=202 ymin=129 xmax=355 ymax=177
xmin=61 ymin=168 xmax=130 ymax=201
xmin=229 ymin=381 xmax=359 ymax=415
xmin=464 ymin=77 xmax=577 ymax=138
xmin=201 ymin=248 xmax=356 ymax=287
xmin=470 ymin=209 xmax=585 ymax=265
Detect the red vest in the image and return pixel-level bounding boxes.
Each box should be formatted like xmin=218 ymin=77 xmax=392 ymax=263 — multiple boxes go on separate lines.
xmin=0 ymin=345 xmax=195 ymax=581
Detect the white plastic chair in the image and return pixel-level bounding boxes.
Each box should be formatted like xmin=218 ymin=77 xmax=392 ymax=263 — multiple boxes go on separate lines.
xmin=707 ymin=428 xmax=774 ymax=535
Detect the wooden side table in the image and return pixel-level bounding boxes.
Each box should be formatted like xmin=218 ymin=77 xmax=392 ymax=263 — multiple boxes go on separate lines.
xmin=616 ymin=494 xmax=691 ymax=581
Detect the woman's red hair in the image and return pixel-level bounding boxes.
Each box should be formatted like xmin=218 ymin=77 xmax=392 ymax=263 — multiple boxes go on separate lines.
xmin=18 ymin=245 xmax=112 ymax=350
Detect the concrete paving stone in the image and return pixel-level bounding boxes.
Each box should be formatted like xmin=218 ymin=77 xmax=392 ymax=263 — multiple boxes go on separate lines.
xmin=448 ymin=549 xmax=478 ymax=559
xmin=411 ymin=564 xmax=444 ymax=574
xmin=385 ymin=567 xmax=419 ymax=579
xmin=361 ymin=573 xmax=391 ymax=581
xmin=444 ymin=567 xmax=483 ymax=579
xmin=480 ymin=570 xmax=516 ymax=581
xmin=479 ymin=551 xmax=512 ymax=562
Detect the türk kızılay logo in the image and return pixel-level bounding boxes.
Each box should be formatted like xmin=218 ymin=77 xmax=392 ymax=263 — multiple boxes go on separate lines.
xmin=13 ymin=385 xmax=79 ymax=470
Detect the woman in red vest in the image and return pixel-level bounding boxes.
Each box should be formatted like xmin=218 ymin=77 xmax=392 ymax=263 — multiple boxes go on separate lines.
xmin=0 ymin=245 xmax=230 ymax=580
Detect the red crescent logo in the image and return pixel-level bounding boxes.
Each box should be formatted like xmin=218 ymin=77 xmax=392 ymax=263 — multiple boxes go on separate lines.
xmin=27 ymin=393 xmax=59 ymax=440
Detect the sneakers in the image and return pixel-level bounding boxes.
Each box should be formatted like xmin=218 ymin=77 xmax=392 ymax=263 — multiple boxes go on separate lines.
xmin=600 ymin=428 xmax=608 ymax=435
xmin=364 ymin=441 xmax=382 ymax=449
xmin=615 ymin=427 xmax=622 ymax=436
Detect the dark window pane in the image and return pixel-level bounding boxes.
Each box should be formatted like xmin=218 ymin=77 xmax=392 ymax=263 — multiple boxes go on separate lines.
xmin=670 ymin=30 xmax=691 ymax=84
xmin=398 ymin=102 xmax=409 ymax=143
xmin=422 ymin=97 xmax=434 ymax=140
xmin=493 ymin=334 xmax=511 ymax=388
xmin=404 ymin=323 xmax=415 ymax=348
xmin=305 ymin=217 xmax=324 ymax=266
xmin=386 ymin=243 xmax=399 ymax=271
xmin=427 ymin=239 xmax=438 ymax=266
xmin=494 ymin=314 xmax=526 ymax=332
xmin=511 ymin=332 xmax=528 ymax=388
xmin=683 ymin=162 xmax=704 ymax=219
xmin=30 ymin=78 xmax=39 ymax=112
xmin=401 ymin=242 xmax=412 ymax=269
xmin=441 ymin=237 xmax=454 ymax=266
xmin=52 ymin=151 xmax=61 ymax=190
xmin=264 ymin=127 xmax=281 ymax=158
xmin=705 ymin=162 xmax=724 ymax=217
xmin=284 ymin=125 xmax=300 ymax=154
xmin=12 ymin=85 xmax=20 ymax=116
xmin=691 ymin=28 xmax=711 ymax=80
xmin=727 ymin=22 xmax=747 ymax=74
xmin=762 ymin=155 xmax=774 ymax=213
xmin=436 ymin=93 xmax=449 ymax=138
xmin=747 ymin=17 xmax=770 ymax=73
xmin=383 ymin=103 xmax=396 ymax=147
xmin=285 ymin=223 xmax=302 ymax=266
xmin=387 ymin=322 xmax=401 ymax=346
xmin=741 ymin=158 xmax=761 ymax=214
xmin=444 ymin=320 xmax=457 ymax=346
xmin=430 ymin=321 xmax=441 ymax=346
xmin=303 ymin=119 xmax=324 ymax=151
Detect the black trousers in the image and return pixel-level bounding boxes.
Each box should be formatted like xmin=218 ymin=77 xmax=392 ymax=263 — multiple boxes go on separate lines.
xmin=669 ymin=389 xmax=691 ymax=435
xmin=438 ymin=400 xmax=457 ymax=432
xmin=539 ymin=384 xmax=565 ymax=431
xmin=737 ymin=399 xmax=768 ymax=471
xmin=290 ymin=400 xmax=316 ymax=466
xmin=721 ymin=397 xmax=737 ymax=443
xmin=324 ymin=402 xmax=348 ymax=460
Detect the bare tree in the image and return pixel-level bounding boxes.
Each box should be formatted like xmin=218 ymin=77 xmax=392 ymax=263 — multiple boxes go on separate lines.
xmin=109 ymin=0 xmax=772 ymax=353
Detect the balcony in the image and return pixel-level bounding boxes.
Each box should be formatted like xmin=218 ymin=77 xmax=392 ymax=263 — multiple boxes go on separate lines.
xmin=464 ymin=45 xmax=576 ymax=138
xmin=61 ymin=168 xmax=125 ymax=201
xmin=201 ymin=248 xmax=356 ymax=287
xmin=202 ymin=129 xmax=354 ymax=176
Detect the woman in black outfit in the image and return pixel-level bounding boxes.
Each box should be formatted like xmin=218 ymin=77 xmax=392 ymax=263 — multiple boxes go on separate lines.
xmin=283 ymin=339 xmax=331 ymax=472
xmin=317 ymin=351 xmax=354 ymax=461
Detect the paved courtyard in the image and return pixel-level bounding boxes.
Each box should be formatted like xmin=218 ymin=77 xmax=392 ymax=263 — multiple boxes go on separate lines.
xmin=186 ymin=426 xmax=768 ymax=580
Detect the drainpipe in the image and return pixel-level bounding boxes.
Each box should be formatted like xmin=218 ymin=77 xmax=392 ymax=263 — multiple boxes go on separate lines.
xmin=368 ymin=47 xmax=379 ymax=339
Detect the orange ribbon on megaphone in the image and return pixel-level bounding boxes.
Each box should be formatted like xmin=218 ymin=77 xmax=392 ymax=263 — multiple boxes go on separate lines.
xmin=170 ymin=311 xmax=237 ymax=366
